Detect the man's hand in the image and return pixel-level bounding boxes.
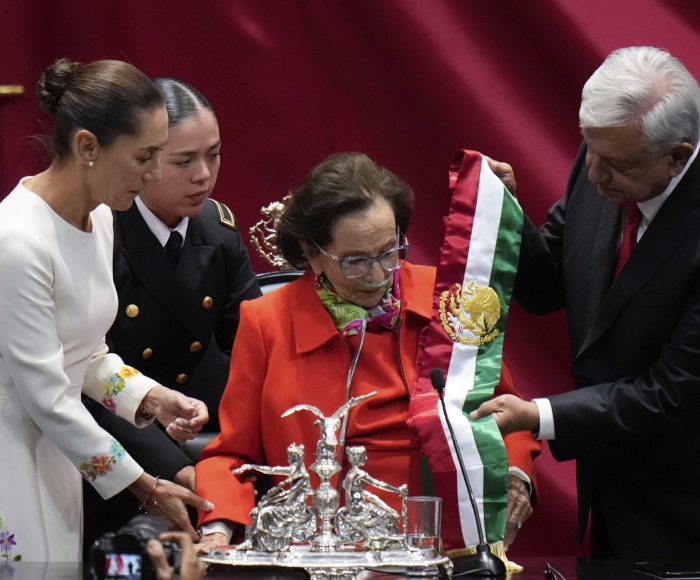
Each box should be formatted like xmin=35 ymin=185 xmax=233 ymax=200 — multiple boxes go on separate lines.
xmin=471 ymin=394 xmax=539 ymax=435
xmin=196 ymin=531 xmax=229 ymax=555
xmin=147 ymin=532 xmax=207 ymax=580
xmin=504 ymin=474 xmax=533 ymax=550
xmin=144 ymin=386 xmax=209 ymax=442
xmin=485 ymin=157 xmax=517 ymax=195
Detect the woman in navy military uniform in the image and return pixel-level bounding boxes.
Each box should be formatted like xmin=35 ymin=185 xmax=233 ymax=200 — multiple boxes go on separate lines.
xmin=83 ymin=78 xmax=261 ymax=556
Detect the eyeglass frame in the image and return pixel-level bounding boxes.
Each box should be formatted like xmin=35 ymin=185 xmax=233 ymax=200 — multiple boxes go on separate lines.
xmin=312 ymin=232 xmax=410 ymax=279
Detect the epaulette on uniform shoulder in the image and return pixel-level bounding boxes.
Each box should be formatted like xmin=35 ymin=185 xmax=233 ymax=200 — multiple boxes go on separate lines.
xmin=208 ymin=199 xmax=237 ymax=230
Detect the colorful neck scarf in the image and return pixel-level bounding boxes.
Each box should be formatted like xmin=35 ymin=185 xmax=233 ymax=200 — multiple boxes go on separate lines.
xmin=315 ymin=270 xmax=402 ymax=336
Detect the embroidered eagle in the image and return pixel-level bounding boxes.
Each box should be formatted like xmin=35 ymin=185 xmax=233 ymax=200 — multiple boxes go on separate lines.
xmin=439 ymin=281 xmax=501 ymax=346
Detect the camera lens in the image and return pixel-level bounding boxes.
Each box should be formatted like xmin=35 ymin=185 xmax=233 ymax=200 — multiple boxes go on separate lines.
xmin=117 ymin=515 xmax=170 ymax=541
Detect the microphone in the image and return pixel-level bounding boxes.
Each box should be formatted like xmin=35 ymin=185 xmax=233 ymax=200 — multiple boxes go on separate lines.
xmin=430 ymin=368 xmax=506 ymax=577
xmin=430 ymin=367 xmax=446 ymax=396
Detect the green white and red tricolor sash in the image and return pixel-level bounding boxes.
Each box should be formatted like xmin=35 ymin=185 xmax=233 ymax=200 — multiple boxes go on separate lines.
xmin=407 ymin=149 xmax=523 ymax=551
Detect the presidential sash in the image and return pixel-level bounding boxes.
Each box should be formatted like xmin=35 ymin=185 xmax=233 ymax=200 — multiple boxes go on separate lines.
xmin=407 ymin=149 xmax=523 ymax=551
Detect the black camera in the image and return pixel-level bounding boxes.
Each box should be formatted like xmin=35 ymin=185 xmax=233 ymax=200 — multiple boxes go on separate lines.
xmin=88 ymin=514 xmax=181 ymax=580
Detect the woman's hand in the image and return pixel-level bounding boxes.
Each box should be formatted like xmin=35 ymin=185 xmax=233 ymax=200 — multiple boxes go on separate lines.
xmin=142 ymin=386 xmax=209 ymax=442
xmin=147 ymin=532 xmax=207 ymax=580
xmin=128 ymin=474 xmax=214 ymax=542
xmin=173 ymin=465 xmax=196 ymax=492
xmin=504 ymin=474 xmax=533 ymax=550
xmin=196 ymin=531 xmax=229 ymax=556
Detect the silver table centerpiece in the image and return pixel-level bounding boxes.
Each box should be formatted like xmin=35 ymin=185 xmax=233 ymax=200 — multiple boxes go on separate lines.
xmin=200 ymin=393 xmax=452 ymax=580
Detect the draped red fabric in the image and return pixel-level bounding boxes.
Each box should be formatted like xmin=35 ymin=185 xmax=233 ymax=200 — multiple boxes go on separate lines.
xmin=3 ymin=0 xmax=700 ymax=557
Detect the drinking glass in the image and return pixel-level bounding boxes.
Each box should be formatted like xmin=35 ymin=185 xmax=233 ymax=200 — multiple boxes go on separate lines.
xmin=406 ymin=496 xmax=441 ymax=549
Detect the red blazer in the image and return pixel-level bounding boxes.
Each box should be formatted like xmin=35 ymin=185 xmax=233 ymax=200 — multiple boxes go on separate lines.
xmin=197 ymin=263 xmax=539 ymax=529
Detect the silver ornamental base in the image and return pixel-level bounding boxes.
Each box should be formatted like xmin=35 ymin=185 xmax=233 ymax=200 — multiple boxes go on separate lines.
xmin=213 ymin=395 xmax=454 ymax=579
xmin=201 ymin=545 xmax=453 ymax=580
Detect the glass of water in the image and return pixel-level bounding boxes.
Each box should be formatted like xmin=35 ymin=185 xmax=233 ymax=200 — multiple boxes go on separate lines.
xmin=406 ymin=496 xmax=442 ymax=549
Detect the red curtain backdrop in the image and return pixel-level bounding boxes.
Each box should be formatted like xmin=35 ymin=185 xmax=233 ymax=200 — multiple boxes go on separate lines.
xmin=2 ymin=0 xmax=700 ymax=558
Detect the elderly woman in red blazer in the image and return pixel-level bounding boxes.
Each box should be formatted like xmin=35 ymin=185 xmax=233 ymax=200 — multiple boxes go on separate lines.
xmin=195 ymin=153 xmax=540 ymax=554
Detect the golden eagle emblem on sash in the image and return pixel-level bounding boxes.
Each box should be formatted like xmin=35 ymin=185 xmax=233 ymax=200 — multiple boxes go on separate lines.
xmin=439 ymin=281 xmax=501 ymax=345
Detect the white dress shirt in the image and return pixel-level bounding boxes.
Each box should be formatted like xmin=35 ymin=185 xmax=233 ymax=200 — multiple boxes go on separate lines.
xmin=135 ymin=196 xmax=189 ymax=247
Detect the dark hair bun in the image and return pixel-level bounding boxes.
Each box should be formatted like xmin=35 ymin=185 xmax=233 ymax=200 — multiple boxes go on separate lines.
xmin=36 ymin=58 xmax=82 ymax=115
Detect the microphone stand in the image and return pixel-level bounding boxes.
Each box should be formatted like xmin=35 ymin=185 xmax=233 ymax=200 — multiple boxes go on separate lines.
xmin=430 ymin=368 xmax=506 ymax=577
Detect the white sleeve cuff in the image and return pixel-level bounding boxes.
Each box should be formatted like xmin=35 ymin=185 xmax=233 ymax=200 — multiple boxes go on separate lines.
xmin=83 ymin=350 xmax=158 ymax=427
xmin=533 ymin=398 xmax=555 ymax=440
xmin=508 ymin=466 xmax=532 ymax=495
xmin=200 ymin=521 xmax=234 ymax=544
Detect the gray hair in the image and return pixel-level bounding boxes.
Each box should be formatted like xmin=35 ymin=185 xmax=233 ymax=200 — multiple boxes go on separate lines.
xmin=579 ymin=46 xmax=700 ymax=156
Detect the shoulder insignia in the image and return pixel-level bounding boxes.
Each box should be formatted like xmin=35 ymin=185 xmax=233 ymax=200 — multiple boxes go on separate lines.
xmin=439 ymin=281 xmax=501 ymax=346
xmin=209 ymin=199 xmax=237 ymax=230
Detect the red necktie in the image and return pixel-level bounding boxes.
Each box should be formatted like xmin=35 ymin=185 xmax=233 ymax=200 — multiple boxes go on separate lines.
xmin=614 ymin=203 xmax=642 ymax=277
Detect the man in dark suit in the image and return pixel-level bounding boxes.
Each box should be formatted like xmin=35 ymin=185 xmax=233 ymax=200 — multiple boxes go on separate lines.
xmin=475 ymin=46 xmax=700 ymax=559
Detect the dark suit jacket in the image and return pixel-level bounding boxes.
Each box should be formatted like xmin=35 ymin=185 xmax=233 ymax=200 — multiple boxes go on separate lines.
xmin=82 ymin=199 xmax=261 ymax=555
xmin=514 ymin=143 xmax=700 ymax=559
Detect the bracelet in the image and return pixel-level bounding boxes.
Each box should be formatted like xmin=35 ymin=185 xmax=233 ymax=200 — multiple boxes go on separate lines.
xmin=139 ymin=476 xmax=160 ymax=512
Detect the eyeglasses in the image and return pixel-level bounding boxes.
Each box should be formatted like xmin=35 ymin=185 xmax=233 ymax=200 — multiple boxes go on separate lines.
xmin=313 ymin=237 xmax=410 ymax=279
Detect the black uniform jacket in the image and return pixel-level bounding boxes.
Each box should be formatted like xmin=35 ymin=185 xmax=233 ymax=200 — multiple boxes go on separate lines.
xmin=83 ymin=199 xmax=260 ymax=556
xmin=87 ymin=198 xmax=260 ymax=479
xmin=514 ymin=143 xmax=700 ymax=558
xmin=111 ymin=198 xmax=260 ymax=392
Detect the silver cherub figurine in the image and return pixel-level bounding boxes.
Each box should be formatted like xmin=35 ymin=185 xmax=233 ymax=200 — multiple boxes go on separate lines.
xmin=335 ymin=446 xmax=408 ymax=550
xmin=233 ymin=443 xmax=316 ymax=551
